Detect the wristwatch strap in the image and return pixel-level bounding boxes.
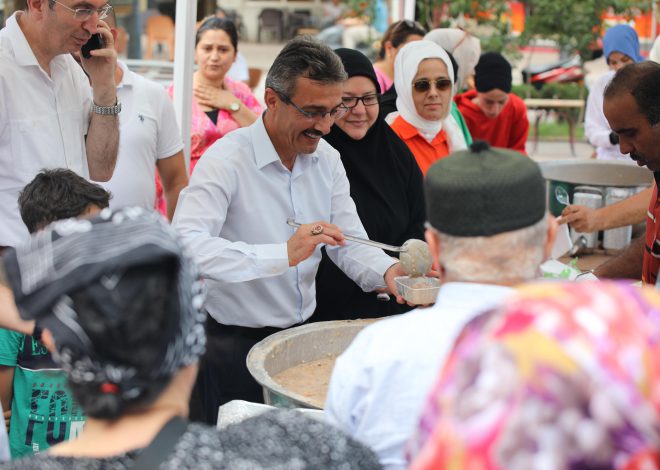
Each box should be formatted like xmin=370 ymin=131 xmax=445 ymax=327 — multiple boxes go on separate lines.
xmin=92 ymin=100 xmax=122 ymax=115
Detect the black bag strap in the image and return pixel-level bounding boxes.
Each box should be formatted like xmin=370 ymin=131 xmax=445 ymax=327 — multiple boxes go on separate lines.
xmin=130 ymin=415 xmax=187 ymax=470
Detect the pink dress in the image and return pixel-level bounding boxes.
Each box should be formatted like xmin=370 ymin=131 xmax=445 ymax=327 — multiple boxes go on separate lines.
xmin=156 ymin=77 xmax=263 ymax=215
xmin=374 ymin=66 xmax=393 ymax=93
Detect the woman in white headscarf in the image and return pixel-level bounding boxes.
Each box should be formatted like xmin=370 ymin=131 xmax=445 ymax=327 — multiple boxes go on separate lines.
xmin=425 ymin=28 xmax=481 ymax=91
xmin=388 ymin=40 xmax=468 ymax=175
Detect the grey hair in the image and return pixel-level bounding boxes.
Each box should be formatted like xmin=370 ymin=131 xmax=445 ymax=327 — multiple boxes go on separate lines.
xmin=435 ymin=215 xmax=549 ymax=283
xmin=265 ymin=36 xmax=347 ymax=97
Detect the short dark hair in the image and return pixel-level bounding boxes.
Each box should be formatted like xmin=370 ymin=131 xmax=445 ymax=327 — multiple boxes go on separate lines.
xmin=195 ymin=16 xmax=238 ymax=51
xmin=18 ymin=169 xmax=111 ymax=233
xmin=605 ymin=61 xmax=660 ymax=126
xmin=265 ymin=36 xmax=347 ymax=97
xmin=378 ymin=20 xmax=427 ymax=60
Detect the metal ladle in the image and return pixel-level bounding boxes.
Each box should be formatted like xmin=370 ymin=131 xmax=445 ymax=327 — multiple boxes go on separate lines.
xmin=555 ymin=186 xmax=570 ymax=206
xmin=554 ymin=188 xmax=589 ymax=256
xmin=286 ymin=218 xmax=432 ymax=276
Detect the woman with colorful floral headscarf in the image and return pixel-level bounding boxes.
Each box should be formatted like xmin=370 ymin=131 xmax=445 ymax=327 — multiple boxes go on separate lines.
xmin=409 ymin=281 xmax=660 ymax=470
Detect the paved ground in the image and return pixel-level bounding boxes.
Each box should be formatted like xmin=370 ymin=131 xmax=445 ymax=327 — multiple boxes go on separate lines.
xmin=528 ymin=140 xmax=593 ymax=161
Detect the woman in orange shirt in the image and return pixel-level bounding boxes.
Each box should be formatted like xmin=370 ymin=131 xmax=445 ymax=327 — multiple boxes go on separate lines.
xmin=389 ymin=40 xmax=467 ymax=174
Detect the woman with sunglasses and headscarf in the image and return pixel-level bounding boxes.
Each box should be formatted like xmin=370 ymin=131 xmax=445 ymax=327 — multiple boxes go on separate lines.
xmin=389 ymin=40 xmax=468 ymax=175
xmin=313 ymin=48 xmax=426 ymax=321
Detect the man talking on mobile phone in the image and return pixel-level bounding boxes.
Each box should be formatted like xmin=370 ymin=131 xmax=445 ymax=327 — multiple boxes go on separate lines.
xmin=0 ymin=0 xmax=120 ymax=250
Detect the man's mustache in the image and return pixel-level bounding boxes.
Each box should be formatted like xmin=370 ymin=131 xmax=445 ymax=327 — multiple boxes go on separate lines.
xmin=303 ymin=129 xmax=324 ymax=138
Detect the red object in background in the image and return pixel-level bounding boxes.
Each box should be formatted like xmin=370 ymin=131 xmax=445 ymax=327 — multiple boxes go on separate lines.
xmin=521 ymin=55 xmax=584 ymax=88
xmin=622 ymin=450 xmax=660 ymax=470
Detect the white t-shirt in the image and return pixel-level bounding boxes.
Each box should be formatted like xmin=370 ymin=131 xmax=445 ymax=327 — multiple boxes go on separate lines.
xmin=325 ymin=282 xmax=513 ymax=470
xmin=584 ymin=70 xmax=633 ymax=163
xmin=97 ymin=61 xmax=183 ymax=210
xmin=226 ymin=52 xmax=249 ymax=83
xmin=0 ymin=13 xmax=92 ymax=247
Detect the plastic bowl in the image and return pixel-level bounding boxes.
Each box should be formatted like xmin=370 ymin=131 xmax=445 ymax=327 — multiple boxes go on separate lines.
xmin=395 ymin=276 xmax=441 ymax=305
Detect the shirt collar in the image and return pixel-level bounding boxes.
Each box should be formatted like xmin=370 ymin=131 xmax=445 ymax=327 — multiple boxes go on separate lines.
xmin=6 ymin=12 xmax=41 ymax=68
xmin=116 ymin=60 xmax=134 ymax=89
xmin=395 ymin=115 xmax=447 ymax=144
xmin=394 ymin=115 xmax=423 ymax=140
xmin=250 ymin=114 xmax=320 ymax=170
xmin=5 ymin=11 xmax=71 ymax=77
xmin=251 ymin=115 xmax=285 ymax=170
xmin=432 ymin=282 xmax=513 ymax=313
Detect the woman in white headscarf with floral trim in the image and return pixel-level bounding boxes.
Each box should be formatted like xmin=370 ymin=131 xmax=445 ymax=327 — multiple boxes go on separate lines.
xmin=388 ymin=40 xmax=468 ymax=175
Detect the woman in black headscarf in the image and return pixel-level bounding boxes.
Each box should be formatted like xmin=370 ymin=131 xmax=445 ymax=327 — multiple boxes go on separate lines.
xmin=313 ymin=48 xmax=426 ymax=321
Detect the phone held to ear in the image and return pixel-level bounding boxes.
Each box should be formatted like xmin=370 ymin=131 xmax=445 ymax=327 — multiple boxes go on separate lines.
xmin=81 ymin=33 xmax=103 ymax=59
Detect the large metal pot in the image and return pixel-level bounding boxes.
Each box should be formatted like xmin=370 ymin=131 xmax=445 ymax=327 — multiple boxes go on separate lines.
xmin=538 ymin=160 xmax=652 ymax=216
xmin=247 ymin=319 xmax=375 ymax=409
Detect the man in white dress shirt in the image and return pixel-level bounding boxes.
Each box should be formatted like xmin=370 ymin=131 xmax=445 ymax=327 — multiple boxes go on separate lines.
xmin=325 ymin=141 xmax=558 ymax=470
xmin=173 ymin=36 xmax=407 ymax=424
xmin=0 ymin=0 xmax=120 ymax=249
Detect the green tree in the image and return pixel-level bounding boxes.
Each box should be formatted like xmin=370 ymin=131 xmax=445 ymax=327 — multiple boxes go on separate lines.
xmin=420 ymin=0 xmax=649 ymax=62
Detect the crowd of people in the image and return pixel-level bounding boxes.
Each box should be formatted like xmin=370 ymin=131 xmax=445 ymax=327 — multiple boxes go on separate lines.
xmin=1 ymin=0 xmax=660 ymax=468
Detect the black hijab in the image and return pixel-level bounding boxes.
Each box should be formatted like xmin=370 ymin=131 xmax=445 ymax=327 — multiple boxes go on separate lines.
xmin=313 ymin=48 xmax=425 ymax=321
xmin=325 ymin=48 xmax=425 ymax=245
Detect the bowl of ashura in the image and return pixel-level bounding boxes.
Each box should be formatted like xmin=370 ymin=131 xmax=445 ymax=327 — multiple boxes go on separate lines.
xmin=247 ymin=319 xmax=377 ymax=409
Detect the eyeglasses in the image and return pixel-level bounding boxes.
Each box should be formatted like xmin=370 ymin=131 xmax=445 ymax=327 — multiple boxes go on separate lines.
xmin=275 ymin=90 xmax=348 ymax=121
xmin=341 ymin=94 xmax=379 ymax=109
xmin=52 ymin=1 xmax=113 ymax=21
xmin=412 ymin=78 xmax=453 ymax=93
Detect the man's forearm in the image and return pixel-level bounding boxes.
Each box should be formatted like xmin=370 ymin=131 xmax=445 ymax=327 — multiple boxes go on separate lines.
xmin=165 ymin=180 xmax=187 ymax=221
xmin=157 ymin=152 xmax=189 ymax=221
xmin=86 ymin=113 xmax=119 ymax=182
xmin=596 ymin=187 xmax=651 ymax=230
xmin=594 ymin=235 xmax=644 ymax=280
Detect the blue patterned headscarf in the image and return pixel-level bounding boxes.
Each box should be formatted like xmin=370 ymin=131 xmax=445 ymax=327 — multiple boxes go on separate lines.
xmin=2 ymin=207 xmax=206 ymax=405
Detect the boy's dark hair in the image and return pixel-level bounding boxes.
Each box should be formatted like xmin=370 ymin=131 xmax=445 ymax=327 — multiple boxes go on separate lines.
xmin=18 ymin=169 xmax=111 ymax=233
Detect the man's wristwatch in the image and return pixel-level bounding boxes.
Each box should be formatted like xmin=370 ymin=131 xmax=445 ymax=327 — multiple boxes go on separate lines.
xmin=229 ymin=102 xmax=241 ymax=113
xmin=92 ymin=100 xmax=122 ymax=115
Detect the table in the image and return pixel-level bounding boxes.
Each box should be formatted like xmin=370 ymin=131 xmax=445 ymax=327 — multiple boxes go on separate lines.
xmin=525 ymin=98 xmax=585 ymax=157
xmin=559 ymin=251 xmax=611 ymax=272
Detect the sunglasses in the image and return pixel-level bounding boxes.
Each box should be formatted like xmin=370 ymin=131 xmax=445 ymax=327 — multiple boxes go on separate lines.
xmin=391 ymin=19 xmax=426 ymax=36
xmin=412 ymin=78 xmax=453 ymax=93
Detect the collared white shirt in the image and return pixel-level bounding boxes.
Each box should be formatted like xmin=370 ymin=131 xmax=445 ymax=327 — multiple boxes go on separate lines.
xmin=96 ymin=61 xmax=183 ymax=209
xmin=585 ymin=71 xmax=633 ymax=163
xmin=0 ymin=12 xmax=92 ymax=247
xmin=172 ymin=116 xmax=396 ymax=328
xmin=325 ymin=282 xmax=513 ymax=470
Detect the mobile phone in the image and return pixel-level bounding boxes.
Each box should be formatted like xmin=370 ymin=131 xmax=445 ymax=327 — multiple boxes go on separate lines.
xmin=81 ymin=33 xmax=103 ymax=59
